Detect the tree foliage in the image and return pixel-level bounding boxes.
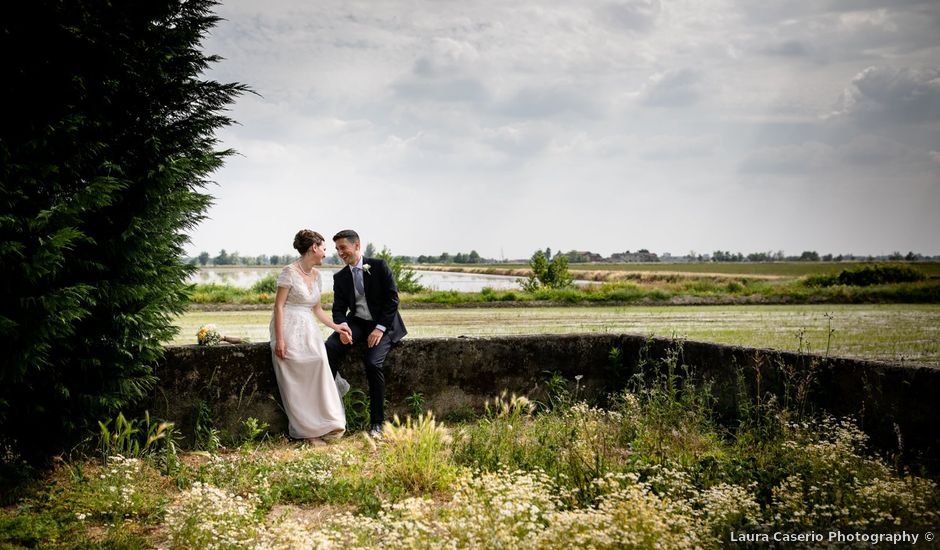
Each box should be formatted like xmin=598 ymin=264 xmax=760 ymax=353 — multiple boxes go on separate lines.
xmin=0 ymin=0 xmax=246 ymax=461
xmin=805 ymin=264 xmax=927 ymax=288
xmin=521 ymin=250 xmax=573 ymax=291
xmin=376 ymin=248 xmax=425 ymax=293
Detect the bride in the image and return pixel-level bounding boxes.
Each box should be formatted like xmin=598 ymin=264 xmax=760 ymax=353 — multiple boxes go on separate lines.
xmin=270 ymin=229 xmax=349 ymax=444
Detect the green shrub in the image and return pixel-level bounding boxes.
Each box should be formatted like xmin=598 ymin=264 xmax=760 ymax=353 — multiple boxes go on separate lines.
xmin=648 ymin=288 xmax=673 ymax=301
xmin=376 ymin=247 xmax=424 ymax=293
xmin=545 ymin=287 xmax=583 ymax=302
xmin=686 ymin=280 xmax=721 ymax=294
xmin=412 ymin=290 xmax=468 ymax=304
xmin=603 ymin=283 xmax=644 ymax=302
xmin=725 ymin=281 xmax=745 ymax=293
xmin=521 ymin=250 xmax=573 ymax=291
xmin=250 ymin=273 xmax=278 ymax=294
xmin=838 ymin=264 xmax=926 ymax=286
xmin=805 ymin=264 xmax=926 ymax=287
xmin=803 ymin=273 xmax=839 ymax=287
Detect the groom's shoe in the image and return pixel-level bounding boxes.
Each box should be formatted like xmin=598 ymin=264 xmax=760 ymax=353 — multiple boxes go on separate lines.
xmin=368 ymin=424 xmax=384 ymax=440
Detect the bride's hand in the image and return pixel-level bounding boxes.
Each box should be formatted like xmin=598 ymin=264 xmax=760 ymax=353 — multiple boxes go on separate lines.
xmin=275 ymin=339 xmax=287 ymax=359
xmin=338 ymin=326 xmax=353 ymax=344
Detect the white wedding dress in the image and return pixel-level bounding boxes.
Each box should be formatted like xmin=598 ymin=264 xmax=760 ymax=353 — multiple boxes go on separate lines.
xmin=269 ymin=266 xmax=346 ymax=439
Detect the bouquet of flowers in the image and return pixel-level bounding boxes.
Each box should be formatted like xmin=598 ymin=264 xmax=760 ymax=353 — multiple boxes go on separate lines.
xmin=197 ymin=324 xmax=223 ymax=346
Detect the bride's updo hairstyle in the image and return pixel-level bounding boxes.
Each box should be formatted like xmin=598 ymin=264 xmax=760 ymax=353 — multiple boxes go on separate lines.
xmin=293 ymin=229 xmax=325 ymax=255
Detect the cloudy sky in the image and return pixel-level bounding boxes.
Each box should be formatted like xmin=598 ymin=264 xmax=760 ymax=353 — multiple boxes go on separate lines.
xmin=188 ymin=0 xmax=940 ymax=259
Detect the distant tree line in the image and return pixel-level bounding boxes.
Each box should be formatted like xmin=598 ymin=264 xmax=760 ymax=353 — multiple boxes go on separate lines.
xmin=414 ymin=250 xmax=487 ymax=264
xmin=189 ymin=248 xmax=935 ymax=266
xmin=189 ymin=249 xmax=340 ymax=266
xmin=706 ymin=250 xmax=929 ymax=263
xmin=188 ymin=247 xmax=494 ymax=266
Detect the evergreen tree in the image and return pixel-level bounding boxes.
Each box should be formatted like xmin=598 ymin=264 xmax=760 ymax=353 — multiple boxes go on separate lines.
xmin=0 ymin=0 xmax=246 ymax=461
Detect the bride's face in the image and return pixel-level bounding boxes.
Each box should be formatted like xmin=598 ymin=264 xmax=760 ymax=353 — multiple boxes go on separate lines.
xmin=309 ymin=242 xmax=326 ymax=265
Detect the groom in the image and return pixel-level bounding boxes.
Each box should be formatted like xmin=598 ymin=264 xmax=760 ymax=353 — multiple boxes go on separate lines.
xmin=326 ymin=229 xmax=407 ymax=438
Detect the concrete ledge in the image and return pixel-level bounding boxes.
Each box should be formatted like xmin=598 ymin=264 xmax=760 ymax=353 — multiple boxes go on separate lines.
xmin=150 ymin=335 xmax=939 ymax=464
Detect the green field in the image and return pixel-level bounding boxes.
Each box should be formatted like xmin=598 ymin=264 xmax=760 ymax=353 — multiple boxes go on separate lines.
xmin=174 ymin=304 xmax=940 ymax=365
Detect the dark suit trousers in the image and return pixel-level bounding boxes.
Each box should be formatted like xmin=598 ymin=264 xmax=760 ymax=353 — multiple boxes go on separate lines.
xmin=325 ymin=317 xmax=392 ymax=427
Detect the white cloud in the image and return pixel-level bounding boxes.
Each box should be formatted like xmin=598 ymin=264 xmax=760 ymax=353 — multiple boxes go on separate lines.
xmin=185 ymin=0 xmax=940 ymax=257
xmin=739 ymin=134 xmax=923 ymax=174
xmin=639 ymin=134 xmax=721 ymax=159
xmin=415 ymin=38 xmax=482 ymax=75
xmin=740 ymin=142 xmax=836 ymax=174
xmin=639 ymin=68 xmax=704 ymax=107
xmin=837 ymin=134 xmax=914 ymax=164
xmin=828 ymin=66 xmax=940 ymax=124
xmin=598 ymin=0 xmax=662 ymax=32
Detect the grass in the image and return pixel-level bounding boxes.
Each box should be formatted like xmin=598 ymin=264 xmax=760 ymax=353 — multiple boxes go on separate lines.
xmin=172 ymin=304 xmax=940 ymax=365
xmin=3 ymin=352 xmax=937 ymax=549
xmin=400 ymin=278 xmax=940 ymax=304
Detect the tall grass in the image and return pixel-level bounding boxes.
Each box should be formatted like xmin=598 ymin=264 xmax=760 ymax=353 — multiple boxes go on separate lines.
xmin=381 ymin=413 xmax=457 ymax=494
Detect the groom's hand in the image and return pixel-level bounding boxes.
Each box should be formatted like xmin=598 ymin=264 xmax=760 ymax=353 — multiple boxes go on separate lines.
xmin=367 ymin=328 xmax=383 ymax=348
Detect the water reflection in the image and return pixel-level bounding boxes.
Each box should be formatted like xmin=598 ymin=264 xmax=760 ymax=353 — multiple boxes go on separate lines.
xmin=190 ymin=267 xmax=528 ymax=292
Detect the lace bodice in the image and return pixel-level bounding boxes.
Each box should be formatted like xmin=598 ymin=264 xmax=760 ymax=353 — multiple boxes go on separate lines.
xmin=277 ymin=265 xmax=322 ymax=307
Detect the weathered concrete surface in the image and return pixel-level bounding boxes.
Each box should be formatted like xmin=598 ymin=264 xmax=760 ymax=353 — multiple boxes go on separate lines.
xmin=151 ymin=343 xmax=283 ymax=444
xmin=150 ymin=335 xmax=939 ymax=464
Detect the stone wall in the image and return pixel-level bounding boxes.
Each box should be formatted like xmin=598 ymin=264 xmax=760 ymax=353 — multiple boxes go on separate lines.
xmin=150 ymin=335 xmax=939 ymax=464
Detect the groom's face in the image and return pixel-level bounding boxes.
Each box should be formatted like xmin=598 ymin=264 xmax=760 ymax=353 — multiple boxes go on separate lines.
xmin=335 ymin=238 xmax=361 ymax=266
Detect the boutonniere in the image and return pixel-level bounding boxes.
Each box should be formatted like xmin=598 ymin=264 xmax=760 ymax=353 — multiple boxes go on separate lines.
xmin=362 ymin=263 xmax=371 ymax=274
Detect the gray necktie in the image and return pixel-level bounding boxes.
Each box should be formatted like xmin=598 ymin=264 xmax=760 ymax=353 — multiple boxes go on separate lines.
xmin=353 ymin=266 xmax=365 ymax=296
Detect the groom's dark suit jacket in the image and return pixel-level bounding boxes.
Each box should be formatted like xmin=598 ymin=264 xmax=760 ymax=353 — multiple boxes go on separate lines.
xmin=332 ymin=257 xmax=407 ymax=343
